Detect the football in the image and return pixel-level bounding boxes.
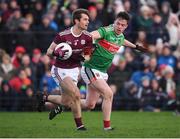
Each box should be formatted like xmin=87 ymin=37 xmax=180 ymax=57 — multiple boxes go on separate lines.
xmin=55 ymin=42 xmax=72 ymax=60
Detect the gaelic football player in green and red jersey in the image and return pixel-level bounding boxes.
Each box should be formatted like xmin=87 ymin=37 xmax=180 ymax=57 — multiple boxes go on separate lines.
xmin=81 ymin=11 xmax=148 ymax=130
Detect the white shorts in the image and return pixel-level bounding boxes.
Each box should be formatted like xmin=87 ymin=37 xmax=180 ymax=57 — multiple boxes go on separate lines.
xmin=81 ymin=66 xmax=108 ymax=84
xmin=51 ymin=65 xmax=80 ymax=86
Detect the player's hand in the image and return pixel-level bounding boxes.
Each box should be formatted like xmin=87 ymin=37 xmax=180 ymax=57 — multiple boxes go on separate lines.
xmin=53 ymin=47 xmax=69 ymax=59
xmin=135 ymin=44 xmax=149 ymax=53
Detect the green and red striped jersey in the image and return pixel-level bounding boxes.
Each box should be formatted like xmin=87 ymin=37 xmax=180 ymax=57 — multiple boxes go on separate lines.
xmin=84 ymin=24 xmax=125 ymax=73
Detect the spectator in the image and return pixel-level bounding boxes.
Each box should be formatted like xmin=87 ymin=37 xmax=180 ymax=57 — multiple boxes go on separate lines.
xmin=130 ymin=64 xmax=154 ymax=86
xmin=14 ymin=18 xmax=36 ymax=53
xmin=21 ymin=54 xmax=34 ymax=82
xmin=68 ymin=0 xmax=79 ymax=13
xmin=149 ymin=56 xmax=158 ymax=73
xmin=31 ymin=1 xmax=45 ymax=27
xmin=46 ymin=11 xmax=58 ymax=31
xmin=88 ymin=6 xmax=102 ymax=32
xmin=135 ymin=5 xmax=153 ymax=33
xmin=160 ymin=1 xmax=171 ymax=26
xmin=137 ymin=76 xmax=155 ymax=111
xmin=40 ymin=67 xmax=58 ymax=94
xmin=0 ymin=80 xmax=16 ymax=111
xmin=32 ymin=48 xmax=45 ymax=91
xmin=166 ymin=14 xmax=180 ymax=49
xmin=135 ymin=29 xmax=148 ymax=48
xmin=18 ymin=85 xmax=36 ymax=111
xmin=149 ymin=12 xmax=169 ymax=44
xmin=157 ymin=44 xmax=177 ymax=68
xmin=150 ymin=78 xmax=168 ymax=110
xmin=9 ymin=68 xmax=31 ymax=93
xmin=159 ymin=65 xmax=176 ymax=100
xmin=25 ymin=13 xmax=35 ymax=30
xmin=0 ymin=53 xmax=15 ymax=81
xmin=121 ymin=81 xmax=139 ymax=110
xmin=173 ymin=45 xmax=180 ymax=60
xmin=36 ymin=14 xmax=55 ymax=53
xmin=0 ymin=1 xmax=11 ymax=25
xmin=6 ymin=8 xmax=22 ymax=31
xmin=59 ymin=13 xmax=72 ymax=31
xmin=95 ymin=0 xmax=110 ymax=26
xmin=108 ymin=56 xmax=131 ymax=92
xmin=12 ymin=46 xmax=26 ymax=69
xmin=124 ymin=50 xmax=140 ymax=71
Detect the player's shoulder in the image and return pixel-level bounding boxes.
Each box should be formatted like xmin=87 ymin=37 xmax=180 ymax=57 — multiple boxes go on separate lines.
xmin=58 ymin=28 xmax=71 ymax=36
xmin=102 ymin=24 xmax=113 ymax=32
xmin=82 ymin=30 xmax=92 ymax=38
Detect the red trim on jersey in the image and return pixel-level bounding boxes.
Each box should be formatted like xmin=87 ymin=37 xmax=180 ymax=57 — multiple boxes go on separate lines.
xmin=90 ymin=77 xmax=97 ymax=83
xmin=98 ymin=39 xmax=120 ymax=53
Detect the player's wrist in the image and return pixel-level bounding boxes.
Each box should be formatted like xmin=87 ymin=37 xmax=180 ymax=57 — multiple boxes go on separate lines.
xmin=52 ymin=50 xmax=57 ymax=56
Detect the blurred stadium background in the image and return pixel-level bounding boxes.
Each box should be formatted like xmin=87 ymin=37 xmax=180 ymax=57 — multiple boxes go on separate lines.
xmin=0 ymin=0 xmax=180 ymax=137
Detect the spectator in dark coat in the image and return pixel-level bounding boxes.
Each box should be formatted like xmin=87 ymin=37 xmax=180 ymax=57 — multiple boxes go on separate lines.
xmin=0 ymin=80 xmax=16 ymax=111
xmin=31 ymin=48 xmax=45 ymax=91
xmin=36 ymin=15 xmax=55 ymax=53
xmin=121 ymin=81 xmax=139 ymax=110
xmin=14 ymin=18 xmax=37 ymax=54
xmin=149 ymin=13 xmax=169 ymax=44
xmin=87 ymin=6 xmax=102 ymax=32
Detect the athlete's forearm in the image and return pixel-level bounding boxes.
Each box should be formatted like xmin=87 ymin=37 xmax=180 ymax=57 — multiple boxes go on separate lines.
xmin=90 ymin=30 xmax=101 ymax=40
xmin=124 ymin=39 xmax=136 ymax=48
xmin=47 ymin=42 xmax=57 ymax=57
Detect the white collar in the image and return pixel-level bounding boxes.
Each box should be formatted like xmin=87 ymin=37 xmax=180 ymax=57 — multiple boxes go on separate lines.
xmin=71 ymin=27 xmax=82 ymax=37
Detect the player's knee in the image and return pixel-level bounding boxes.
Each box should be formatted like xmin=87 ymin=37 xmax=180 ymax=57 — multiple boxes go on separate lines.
xmin=87 ymin=103 xmax=96 ymax=110
xmin=61 ymin=98 xmax=72 ymax=107
xmin=103 ymin=90 xmax=113 ymax=100
xmin=74 ymin=92 xmax=81 ymax=100
xmin=70 ymin=88 xmax=81 ymax=100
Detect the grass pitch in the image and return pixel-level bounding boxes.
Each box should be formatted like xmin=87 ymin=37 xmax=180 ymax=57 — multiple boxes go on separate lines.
xmin=0 ymin=111 xmax=180 ymax=138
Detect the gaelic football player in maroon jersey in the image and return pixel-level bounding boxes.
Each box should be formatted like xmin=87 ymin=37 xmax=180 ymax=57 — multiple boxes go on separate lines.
xmin=36 ymin=8 xmax=93 ymax=130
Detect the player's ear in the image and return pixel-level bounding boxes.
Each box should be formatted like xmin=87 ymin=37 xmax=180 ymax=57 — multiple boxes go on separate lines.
xmin=124 ymin=24 xmax=128 ymax=29
xmin=74 ymin=19 xmax=79 ymax=24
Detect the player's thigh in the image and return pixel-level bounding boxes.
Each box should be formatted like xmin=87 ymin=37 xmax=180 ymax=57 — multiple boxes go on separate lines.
xmin=81 ymin=66 xmax=112 ymax=97
xmin=86 ymin=85 xmax=100 ymax=106
xmin=61 ymin=77 xmax=80 ymax=98
xmin=51 ymin=65 xmax=80 ymax=98
xmin=91 ymin=79 xmax=113 ymax=98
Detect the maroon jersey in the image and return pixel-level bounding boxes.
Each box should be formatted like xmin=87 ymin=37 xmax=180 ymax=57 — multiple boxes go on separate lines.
xmin=53 ymin=27 xmax=93 ymax=68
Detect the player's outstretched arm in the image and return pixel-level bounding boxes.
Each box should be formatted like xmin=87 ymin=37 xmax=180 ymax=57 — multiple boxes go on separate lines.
xmin=124 ymin=39 xmax=149 ymax=53
xmin=90 ymin=30 xmax=101 ymax=41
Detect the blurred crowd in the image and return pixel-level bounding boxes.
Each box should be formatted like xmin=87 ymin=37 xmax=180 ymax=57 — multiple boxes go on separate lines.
xmin=0 ymin=0 xmax=180 ymax=112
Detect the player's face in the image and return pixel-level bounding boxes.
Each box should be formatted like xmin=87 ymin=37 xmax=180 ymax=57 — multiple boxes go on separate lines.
xmin=114 ymin=18 xmax=128 ymax=35
xmin=77 ymin=13 xmax=89 ymax=30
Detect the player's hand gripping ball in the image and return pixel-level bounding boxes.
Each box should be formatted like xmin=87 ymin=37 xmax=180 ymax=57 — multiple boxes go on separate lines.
xmin=54 ymin=43 xmax=72 ymax=60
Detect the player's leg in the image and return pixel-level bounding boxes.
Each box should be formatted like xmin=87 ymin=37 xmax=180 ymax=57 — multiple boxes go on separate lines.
xmin=60 ymin=76 xmax=86 ymax=130
xmin=52 ymin=66 xmax=86 ymax=130
xmin=81 ymin=66 xmax=113 ymax=130
xmin=91 ymin=79 xmax=113 ymax=130
xmin=81 ymin=85 xmax=100 ymax=110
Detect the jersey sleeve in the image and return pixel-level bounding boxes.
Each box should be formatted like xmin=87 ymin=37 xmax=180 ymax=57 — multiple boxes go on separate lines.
xmin=97 ymin=27 xmax=106 ymax=38
xmin=53 ymin=33 xmax=63 ymax=44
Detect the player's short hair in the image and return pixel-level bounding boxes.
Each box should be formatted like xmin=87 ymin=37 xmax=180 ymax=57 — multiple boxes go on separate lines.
xmin=116 ymin=11 xmax=130 ymax=22
xmin=72 ymin=8 xmax=89 ymax=24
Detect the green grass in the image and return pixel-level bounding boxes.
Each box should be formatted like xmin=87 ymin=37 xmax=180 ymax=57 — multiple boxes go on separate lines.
xmin=0 ymin=111 xmax=180 ymax=138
